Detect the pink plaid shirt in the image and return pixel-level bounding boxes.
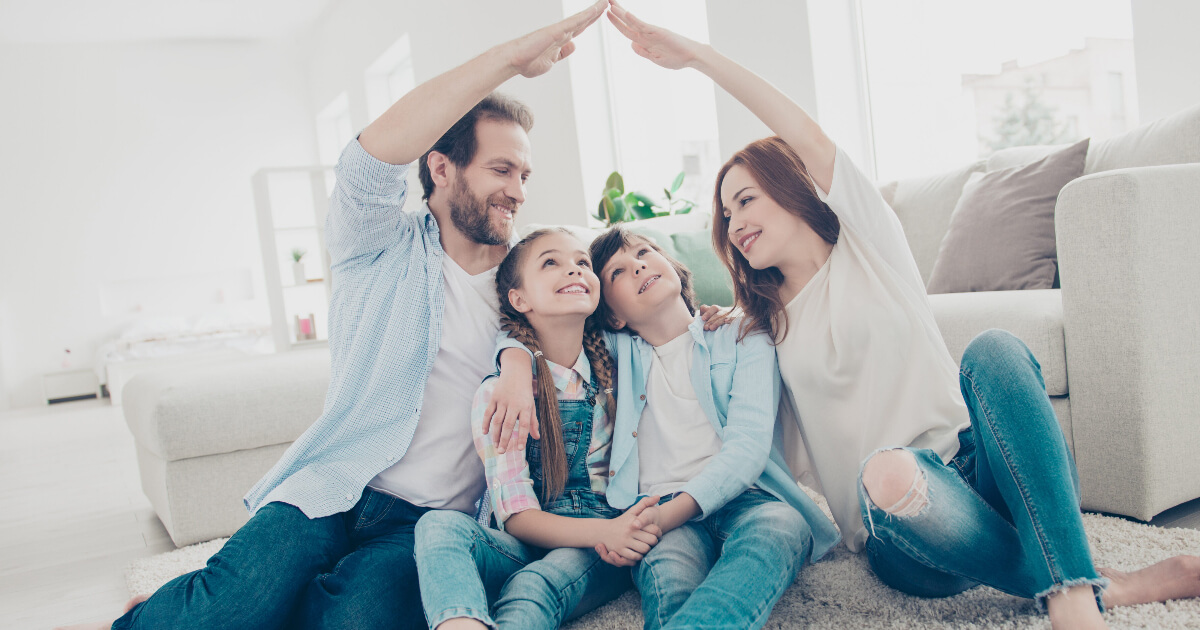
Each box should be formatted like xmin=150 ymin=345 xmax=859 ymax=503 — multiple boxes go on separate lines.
xmin=472 ymin=350 xmax=614 ymax=529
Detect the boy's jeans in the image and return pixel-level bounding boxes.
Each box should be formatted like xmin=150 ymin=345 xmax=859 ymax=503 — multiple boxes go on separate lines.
xmin=633 ymin=489 xmax=813 ymax=630
xmin=416 ymin=509 xmax=629 ymax=629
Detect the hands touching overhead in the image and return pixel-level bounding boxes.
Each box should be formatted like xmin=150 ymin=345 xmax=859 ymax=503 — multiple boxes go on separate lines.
xmin=505 ymin=0 xmax=609 ymax=78
xmin=605 ymin=0 xmax=706 ymax=70
xmin=506 ymin=0 xmax=704 ymax=78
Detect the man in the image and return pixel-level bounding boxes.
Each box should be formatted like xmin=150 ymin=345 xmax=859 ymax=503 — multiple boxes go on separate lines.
xmin=65 ymin=3 xmax=608 ymax=629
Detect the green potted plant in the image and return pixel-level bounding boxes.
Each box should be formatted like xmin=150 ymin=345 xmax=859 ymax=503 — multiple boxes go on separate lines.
xmin=291 ymin=247 xmax=307 ymax=285
xmin=593 ymin=170 xmax=696 ymax=227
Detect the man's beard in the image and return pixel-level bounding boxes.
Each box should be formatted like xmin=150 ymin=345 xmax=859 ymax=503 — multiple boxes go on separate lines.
xmin=448 ymin=175 xmax=513 ymax=246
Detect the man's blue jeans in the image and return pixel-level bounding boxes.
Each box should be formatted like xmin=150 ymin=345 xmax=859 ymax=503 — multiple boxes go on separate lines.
xmin=632 ymin=489 xmax=813 ymax=630
xmin=415 ymin=509 xmax=630 ymax=629
xmin=858 ymin=329 xmax=1107 ymax=611
xmin=113 ymin=488 xmax=429 ymax=630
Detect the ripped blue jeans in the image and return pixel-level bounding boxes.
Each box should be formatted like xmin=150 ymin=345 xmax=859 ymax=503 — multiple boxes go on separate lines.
xmin=857 ymin=329 xmax=1107 ymax=611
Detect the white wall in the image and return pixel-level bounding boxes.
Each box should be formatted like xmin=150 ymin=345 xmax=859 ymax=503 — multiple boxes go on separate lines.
xmin=807 ymin=0 xmax=876 ymax=179
xmin=300 ymin=0 xmax=590 ymax=229
xmin=1131 ymin=0 xmax=1200 ymax=123
xmin=0 ymin=40 xmax=316 ymax=409
xmin=705 ymin=1 xmax=820 ymax=160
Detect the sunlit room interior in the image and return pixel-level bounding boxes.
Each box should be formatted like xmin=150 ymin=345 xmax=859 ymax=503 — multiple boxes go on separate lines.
xmin=2 ymin=0 xmax=1198 ymax=627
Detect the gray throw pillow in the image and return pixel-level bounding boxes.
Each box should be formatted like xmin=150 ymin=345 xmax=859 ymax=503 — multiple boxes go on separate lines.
xmin=926 ymin=138 xmax=1089 ymax=294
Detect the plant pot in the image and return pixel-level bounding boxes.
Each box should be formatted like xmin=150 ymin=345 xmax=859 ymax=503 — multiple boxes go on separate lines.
xmin=292 ymin=261 xmax=306 ymax=285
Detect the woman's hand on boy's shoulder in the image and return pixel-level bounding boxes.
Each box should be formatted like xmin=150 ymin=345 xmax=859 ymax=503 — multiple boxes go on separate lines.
xmin=699 ymin=304 xmax=741 ymax=331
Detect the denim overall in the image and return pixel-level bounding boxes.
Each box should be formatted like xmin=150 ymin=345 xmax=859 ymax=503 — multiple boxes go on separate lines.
xmin=416 ymin=372 xmax=631 ymax=630
xmin=527 ymin=375 xmax=622 ymax=522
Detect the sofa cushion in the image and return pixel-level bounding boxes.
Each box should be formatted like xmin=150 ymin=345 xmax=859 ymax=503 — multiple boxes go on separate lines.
xmin=985 ymin=144 xmax=1069 ymax=172
xmin=879 ymin=160 xmax=986 ymax=285
xmin=927 ymin=139 xmax=1089 ymax=294
xmin=1084 ymin=102 xmax=1200 ymax=175
xmin=929 ymin=289 xmax=1067 ymax=396
xmin=124 ymin=349 xmax=330 ymax=461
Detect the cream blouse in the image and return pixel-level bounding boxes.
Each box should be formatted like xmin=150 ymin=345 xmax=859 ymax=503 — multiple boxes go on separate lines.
xmin=776 ymin=146 xmax=969 ymax=552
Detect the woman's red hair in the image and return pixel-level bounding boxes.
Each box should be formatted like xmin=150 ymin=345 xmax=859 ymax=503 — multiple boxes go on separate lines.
xmin=711 ymin=136 xmax=840 ymax=343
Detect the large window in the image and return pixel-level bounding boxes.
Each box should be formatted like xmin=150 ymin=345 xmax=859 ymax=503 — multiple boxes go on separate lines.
xmin=315 ymin=92 xmax=353 ymax=167
xmin=565 ymin=0 xmax=721 ymax=219
xmin=364 ymin=34 xmax=422 ymax=212
xmin=365 ymin=34 xmax=416 ymax=122
xmin=859 ymin=0 xmax=1138 ymax=181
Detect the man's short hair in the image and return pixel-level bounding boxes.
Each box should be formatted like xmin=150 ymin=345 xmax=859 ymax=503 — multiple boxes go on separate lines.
xmin=418 ymin=93 xmax=534 ymax=201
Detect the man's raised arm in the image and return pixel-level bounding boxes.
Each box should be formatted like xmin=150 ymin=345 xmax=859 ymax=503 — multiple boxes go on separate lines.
xmin=359 ymin=0 xmax=607 ymax=166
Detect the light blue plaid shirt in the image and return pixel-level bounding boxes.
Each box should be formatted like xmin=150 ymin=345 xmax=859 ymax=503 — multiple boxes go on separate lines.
xmin=244 ymin=138 xmax=491 ymax=524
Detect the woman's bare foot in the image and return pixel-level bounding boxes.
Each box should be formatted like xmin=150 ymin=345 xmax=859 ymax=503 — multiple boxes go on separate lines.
xmin=1046 ymin=584 xmax=1107 ymax=630
xmin=1101 ymin=555 xmax=1200 ymax=608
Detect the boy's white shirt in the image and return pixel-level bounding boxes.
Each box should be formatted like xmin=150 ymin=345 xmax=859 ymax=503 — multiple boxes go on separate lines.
xmin=637 ymin=330 xmax=723 ymax=497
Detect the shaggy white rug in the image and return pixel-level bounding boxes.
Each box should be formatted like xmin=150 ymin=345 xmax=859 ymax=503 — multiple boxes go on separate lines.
xmin=127 ymin=501 xmax=1200 ymax=629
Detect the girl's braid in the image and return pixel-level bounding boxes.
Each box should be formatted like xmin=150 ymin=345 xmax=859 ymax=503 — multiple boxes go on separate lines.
xmin=500 ymin=310 xmax=541 ymax=355
xmin=497 ymin=308 xmax=566 ymax=501
xmin=583 ymin=322 xmax=617 ymax=420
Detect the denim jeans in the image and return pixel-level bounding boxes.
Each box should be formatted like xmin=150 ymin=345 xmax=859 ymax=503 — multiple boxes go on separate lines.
xmin=633 ymin=489 xmax=812 ymax=630
xmin=415 ymin=509 xmax=630 ymax=629
xmin=416 ymin=380 xmax=630 ymax=629
xmin=113 ymin=489 xmax=430 ymax=630
xmin=857 ymin=329 xmax=1107 ymax=611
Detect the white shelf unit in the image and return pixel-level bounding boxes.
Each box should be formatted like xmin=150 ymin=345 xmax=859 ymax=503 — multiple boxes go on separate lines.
xmin=252 ymin=166 xmax=336 ymax=352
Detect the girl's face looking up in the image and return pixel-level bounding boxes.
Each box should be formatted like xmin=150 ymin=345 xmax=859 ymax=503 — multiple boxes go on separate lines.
xmin=507 ymin=231 xmax=600 ymax=319
xmin=598 ymin=238 xmax=684 ymax=331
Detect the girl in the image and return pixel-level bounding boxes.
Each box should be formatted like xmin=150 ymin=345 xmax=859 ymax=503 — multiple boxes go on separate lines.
xmin=495 ymin=226 xmax=840 ymax=630
xmin=604 ymin=4 xmax=1200 ymax=630
xmin=414 ymin=228 xmax=661 ymax=630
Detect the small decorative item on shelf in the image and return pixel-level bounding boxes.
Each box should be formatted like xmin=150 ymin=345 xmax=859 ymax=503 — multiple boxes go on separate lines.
xmin=291 ymin=248 xmax=307 ymax=285
xmin=294 ymin=313 xmax=318 ymax=342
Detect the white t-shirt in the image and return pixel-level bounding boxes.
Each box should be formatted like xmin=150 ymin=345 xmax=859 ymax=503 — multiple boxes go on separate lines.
xmin=776 ymin=146 xmax=969 ymax=552
xmin=637 ymin=330 xmax=723 ymax=497
xmin=369 ymin=255 xmax=499 ymax=513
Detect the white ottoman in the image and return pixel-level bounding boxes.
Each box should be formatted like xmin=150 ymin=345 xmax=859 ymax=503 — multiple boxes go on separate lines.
xmin=123 ymin=349 xmax=330 ymax=546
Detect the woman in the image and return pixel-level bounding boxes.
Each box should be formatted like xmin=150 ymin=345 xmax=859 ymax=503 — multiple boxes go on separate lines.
xmin=605 ymin=3 xmax=1200 ymax=629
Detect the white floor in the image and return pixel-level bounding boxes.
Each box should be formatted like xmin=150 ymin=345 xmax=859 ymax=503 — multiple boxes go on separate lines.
xmin=4 ymin=398 xmax=1199 ymax=630
xmin=0 ymin=400 xmax=175 ymax=630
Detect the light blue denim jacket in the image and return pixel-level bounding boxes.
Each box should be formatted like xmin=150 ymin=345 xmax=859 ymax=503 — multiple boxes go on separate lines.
xmin=496 ymin=315 xmax=840 ymax=562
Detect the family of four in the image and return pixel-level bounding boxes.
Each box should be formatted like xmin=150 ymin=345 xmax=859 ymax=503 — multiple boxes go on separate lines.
xmin=69 ymin=2 xmax=1200 ymax=629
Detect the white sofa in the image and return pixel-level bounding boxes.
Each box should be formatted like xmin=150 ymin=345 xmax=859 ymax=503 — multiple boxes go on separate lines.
xmin=124 ymin=104 xmax=1200 ymax=547
xmin=883 ymin=103 xmax=1200 ymax=521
